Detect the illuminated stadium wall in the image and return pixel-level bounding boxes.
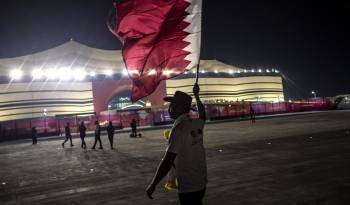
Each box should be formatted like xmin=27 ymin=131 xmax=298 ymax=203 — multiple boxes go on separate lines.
xmin=0 ymin=41 xmax=284 ymax=121
xmin=166 ymin=60 xmax=284 ymax=103
xmin=0 ymin=82 xmax=93 ymax=121
xmin=166 ymin=74 xmax=284 ymax=103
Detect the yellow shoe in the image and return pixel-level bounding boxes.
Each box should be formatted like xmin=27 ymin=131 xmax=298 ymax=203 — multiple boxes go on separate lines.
xmin=164 ymin=180 xmax=178 ymax=190
xmin=163 ymin=130 xmax=170 ymax=141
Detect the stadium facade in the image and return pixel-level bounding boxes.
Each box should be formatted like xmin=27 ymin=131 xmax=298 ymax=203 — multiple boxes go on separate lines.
xmin=0 ymin=41 xmax=284 ymax=121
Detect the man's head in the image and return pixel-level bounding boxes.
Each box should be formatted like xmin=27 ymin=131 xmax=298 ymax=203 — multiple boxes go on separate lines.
xmin=95 ymin=120 xmax=99 ymax=125
xmin=164 ymin=91 xmax=192 ymax=120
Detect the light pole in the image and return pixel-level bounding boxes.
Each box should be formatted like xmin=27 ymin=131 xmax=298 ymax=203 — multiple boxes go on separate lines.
xmin=311 ymin=91 xmax=317 ymax=99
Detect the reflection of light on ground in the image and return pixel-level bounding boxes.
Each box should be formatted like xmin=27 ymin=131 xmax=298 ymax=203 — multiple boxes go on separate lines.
xmin=2 ymin=182 xmax=6 ymax=185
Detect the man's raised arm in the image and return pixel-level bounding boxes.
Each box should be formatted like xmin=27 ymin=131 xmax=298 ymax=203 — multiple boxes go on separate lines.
xmin=193 ymin=84 xmax=206 ymax=121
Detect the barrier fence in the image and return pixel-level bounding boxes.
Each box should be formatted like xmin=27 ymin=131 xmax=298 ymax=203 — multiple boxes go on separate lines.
xmin=0 ymin=98 xmax=335 ymax=142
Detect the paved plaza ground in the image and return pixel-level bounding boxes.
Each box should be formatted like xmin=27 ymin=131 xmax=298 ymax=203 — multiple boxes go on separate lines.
xmin=1 ymin=110 xmax=350 ymax=204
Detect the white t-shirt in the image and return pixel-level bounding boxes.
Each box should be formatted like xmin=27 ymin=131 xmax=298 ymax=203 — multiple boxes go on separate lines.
xmin=166 ymin=114 xmax=208 ymax=193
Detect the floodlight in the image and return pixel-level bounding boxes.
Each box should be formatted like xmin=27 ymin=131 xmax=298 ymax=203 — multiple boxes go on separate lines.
xmin=214 ymin=70 xmax=218 ymax=73
xmin=45 ymin=68 xmax=57 ymax=80
xmin=32 ymin=69 xmax=44 ymax=80
xmin=162 ymin=70 xmax=173 ymax=76
xmin=122 ymin=69 xmax=128 ymax=76
xmin=129 ymin=70 xmax=140 ymax=76
xmin=89 ymin=71 xmax=96 ymax=77
xmin=147 ymin=69 xmax=156 ymax=76
xmin=104 ymin=69 xmax=113 ymax=76
xmin=10 ymin=69 xmax=23 ymax=80
xmin=229 ymin=70 xmax=233 ymax=74
xmin=73 ymin=69 xmax=86 ymax=81
xmin=58 ymin=67 xmax=73 ymax=81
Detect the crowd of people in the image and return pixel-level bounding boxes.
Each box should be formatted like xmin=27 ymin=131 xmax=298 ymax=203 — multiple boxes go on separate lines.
xmin=30 ymin=118 xmax=140 ymax=150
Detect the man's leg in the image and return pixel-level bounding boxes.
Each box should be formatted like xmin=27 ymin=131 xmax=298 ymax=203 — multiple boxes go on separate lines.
xmin=98 ymin=137 xmax=103 ymax=149
xmin=178 ymin=188 xmax=206 ymax=205
xmin=111 ymin=135 xmax=114 ymax=148
xmin=108 ymin=135 xmax=113 ymax=149
xmin=80 ymin=137 xmax=84 ymax=148
xmin=69 ymin=136 xmax=74 ymax=146
xmin=62 ymin=137 xmax=68 ymax=147
xmin=92 ymin=137 xmax=97 ymax=149
xmin=82 ymin=138 xmax=86 ymax=149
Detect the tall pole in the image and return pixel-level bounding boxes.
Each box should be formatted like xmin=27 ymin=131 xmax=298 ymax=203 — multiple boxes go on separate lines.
xmin=195 ymin=63 xmax=200 ymax=85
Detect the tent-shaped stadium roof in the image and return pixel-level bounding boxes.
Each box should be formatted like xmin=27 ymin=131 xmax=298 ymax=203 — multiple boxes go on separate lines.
xmin=0 ymin=40 xmax=242 ymax=76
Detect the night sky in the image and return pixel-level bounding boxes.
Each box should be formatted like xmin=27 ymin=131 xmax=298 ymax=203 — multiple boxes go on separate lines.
xmin=0 ymin=0 xmax=349 ymax=99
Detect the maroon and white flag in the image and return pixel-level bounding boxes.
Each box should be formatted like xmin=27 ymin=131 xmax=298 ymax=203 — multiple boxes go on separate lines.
xmin=108 ymin=0 xmax=202 ymax=102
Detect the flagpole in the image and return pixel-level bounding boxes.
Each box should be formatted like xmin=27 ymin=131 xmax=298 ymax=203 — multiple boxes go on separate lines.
xmin=195 ymin=62 xmax=200 ymax=85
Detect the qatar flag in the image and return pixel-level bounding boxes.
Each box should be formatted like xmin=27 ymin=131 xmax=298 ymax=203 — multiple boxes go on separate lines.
xmin=108 ymin=0 xmax=202 ymax=102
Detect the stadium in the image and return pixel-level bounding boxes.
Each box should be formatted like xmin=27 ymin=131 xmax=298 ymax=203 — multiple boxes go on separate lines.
xmin=0 ymin=40 xmax=284 ymax=122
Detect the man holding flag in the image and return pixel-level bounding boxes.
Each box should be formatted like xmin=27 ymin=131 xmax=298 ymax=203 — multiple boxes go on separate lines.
xmin=108 ymin=0 xmax=205 ymax=203
xmin=146 ymin=84 xmax=207 ymax=204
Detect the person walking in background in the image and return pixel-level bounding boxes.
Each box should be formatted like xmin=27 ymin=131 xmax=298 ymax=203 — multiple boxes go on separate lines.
xmin=107 ymin=121 xmax=115 ymax=149
xmin=92 ymin=120 xmax=103 ymax=149
xmin=146 ymin=84 xmax=207 ymax=205
xmin=79 ymin=121 xmax=87 ymax=149
xmin=31 ymin=127 xmax=37 ymax=145
xmin=130 ymin=118 xmax=137 ymax=137
xmin=250 ymin=104 xmax=256 ymax=123
xmin=62 ymin=122 xmax=74 ymax=147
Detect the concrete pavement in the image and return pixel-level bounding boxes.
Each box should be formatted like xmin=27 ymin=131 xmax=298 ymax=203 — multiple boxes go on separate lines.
xmin=1 ymin=110 xmax=350 ymax=204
